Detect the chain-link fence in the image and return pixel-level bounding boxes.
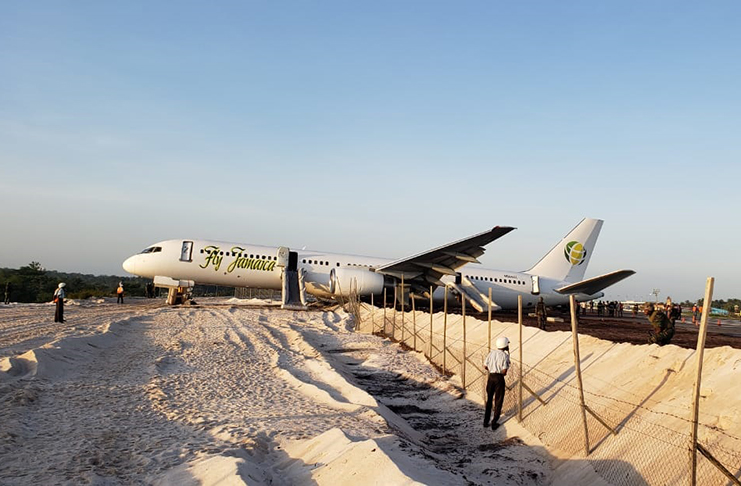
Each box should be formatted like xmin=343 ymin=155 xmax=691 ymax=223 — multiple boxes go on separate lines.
xmin=353 ymin=302 xmax=741 ymax=486
xmin=233 ymin=287 xmax=281 ymax=301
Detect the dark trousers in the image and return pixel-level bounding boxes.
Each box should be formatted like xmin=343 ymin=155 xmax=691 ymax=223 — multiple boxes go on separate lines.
xmin=117 ymin=294 xmax=124 ymax=304
xmin=54 ymin=300 xmax=64 ymax=322
xmin=484 ymin=372 xmax=506 ymax=427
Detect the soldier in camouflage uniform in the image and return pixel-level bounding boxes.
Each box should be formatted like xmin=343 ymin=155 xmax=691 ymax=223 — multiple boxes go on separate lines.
xmin=536 ymin=297 xmax=547 ymax=330
xmin=644 ymin=302 xmax=674 ymax=345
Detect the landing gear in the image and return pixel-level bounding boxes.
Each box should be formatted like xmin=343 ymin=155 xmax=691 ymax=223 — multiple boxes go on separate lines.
xmin=166 ymin=287 xmax=193 ymax=305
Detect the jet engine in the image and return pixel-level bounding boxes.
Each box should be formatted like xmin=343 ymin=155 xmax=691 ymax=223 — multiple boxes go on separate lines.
xmin=329 ymin=267 xmax=386 ymax=297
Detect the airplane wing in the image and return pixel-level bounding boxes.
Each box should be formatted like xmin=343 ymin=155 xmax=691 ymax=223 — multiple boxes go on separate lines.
xmin=375 ymin=226 xmax=516 ymax=291
xmin=554 ymin=270 xmax=636 ymax=296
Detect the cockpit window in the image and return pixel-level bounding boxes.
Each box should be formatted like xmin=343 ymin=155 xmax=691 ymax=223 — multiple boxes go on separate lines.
xmin=140 ymin=246 xmax=162 ymax=254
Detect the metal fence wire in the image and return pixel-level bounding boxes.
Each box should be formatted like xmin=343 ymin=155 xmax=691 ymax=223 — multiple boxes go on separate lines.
xmin=353 ymin=303 xmax=741 ymax=486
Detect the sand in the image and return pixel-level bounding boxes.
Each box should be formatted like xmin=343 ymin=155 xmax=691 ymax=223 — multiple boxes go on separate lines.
xmin=1 ymin=298 xmax=548 ymax=485
xmin=1 ymin=297 xmax=739 ymax=485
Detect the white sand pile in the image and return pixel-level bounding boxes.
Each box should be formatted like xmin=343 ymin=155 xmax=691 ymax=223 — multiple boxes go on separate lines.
xmin=0 ymin=299 xmax=549 ymax=485
xmin=3 ymin=298 xmax=737 ymax=484
xmin=357 ymin=306 xmax=741 ymax=485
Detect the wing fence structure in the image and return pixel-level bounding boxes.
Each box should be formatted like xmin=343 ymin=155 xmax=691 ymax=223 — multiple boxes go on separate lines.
xmin=350 ymin=289 xmax=741 ymax=486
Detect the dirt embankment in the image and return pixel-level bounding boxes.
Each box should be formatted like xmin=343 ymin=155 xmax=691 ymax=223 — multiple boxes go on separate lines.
xmin=477 ymin=311 xmax=741 ymax=349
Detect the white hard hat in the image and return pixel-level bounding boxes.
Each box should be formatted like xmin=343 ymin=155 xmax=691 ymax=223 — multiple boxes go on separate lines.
xmin=58 ymin=283 xmax=66 ymax=288
xmin=496 ymin=337 xmax=510 ymax=349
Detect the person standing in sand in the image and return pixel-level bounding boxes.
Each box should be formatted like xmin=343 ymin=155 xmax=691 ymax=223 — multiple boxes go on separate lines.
xmin=535 ymin=297 xmax=547 ymax=330
xmin=483 ymin=337 xmax=510 ymax=430
xmin=4 ymin=281 xmax=10 ymax=304
xmin=53 ymin=282 xmax=66 ymax=323
xmin=117 ymin=282 xmax=124 ymax=304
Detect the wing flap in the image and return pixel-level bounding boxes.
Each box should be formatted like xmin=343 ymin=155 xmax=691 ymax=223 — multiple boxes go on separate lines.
xmin=555 ymin=270 xmax=635 ymax=295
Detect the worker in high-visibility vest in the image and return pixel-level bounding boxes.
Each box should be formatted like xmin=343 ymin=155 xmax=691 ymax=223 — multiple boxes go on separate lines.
xmin=117 ymin=282 xmax=124 ymax=304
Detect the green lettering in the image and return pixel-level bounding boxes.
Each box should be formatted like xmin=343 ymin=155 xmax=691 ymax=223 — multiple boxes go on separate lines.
xmin=200 ymin=246 xmax=222 ymax=271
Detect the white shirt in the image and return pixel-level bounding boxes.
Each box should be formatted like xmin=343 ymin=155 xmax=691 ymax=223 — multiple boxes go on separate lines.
xmin=484 ymin=349 xmax=510 ymax=374
xmin=54 ymin=288 xmax=65 ymax=300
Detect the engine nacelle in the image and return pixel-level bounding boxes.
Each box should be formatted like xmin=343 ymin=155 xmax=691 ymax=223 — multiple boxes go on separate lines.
xmin=329 ymin=267 xmax=386 ymax=297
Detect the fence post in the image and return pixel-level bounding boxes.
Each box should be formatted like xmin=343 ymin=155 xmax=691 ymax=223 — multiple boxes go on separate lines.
xmin=393 ymin=285 xmax=397 ymax=340
xmin=571 ymin=294 xmax=590 ymax=456
xmin=371 ymin=293 xmax=374 ymax=333
xmin=691 ymin=277 xmax=715 ymax=486
xmin=463 ymin=298 xmax=467 ymax=389
xmin=383 ymin=287 xmax=387 ymax=336
xmin=429 ymin=286 xmax=433 ymax=359
xmin=401 ymin=275 xmax=405 ymax=346
xmin=443 ymin=285 xmax=448 ymax=375
xmin=518 ymin=294 xmax=523 ymax=422
xmin=412 ymin=293 xmax=417 ymax=351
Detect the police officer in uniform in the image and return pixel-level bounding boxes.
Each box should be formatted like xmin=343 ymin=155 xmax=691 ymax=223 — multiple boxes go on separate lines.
xmin=483 ymin=337 xmax=510 ymax=430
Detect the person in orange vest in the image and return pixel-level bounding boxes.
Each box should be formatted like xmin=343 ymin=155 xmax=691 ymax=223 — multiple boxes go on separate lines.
xmin=692 ymin=304 xmax=699 ymax=325
xmin=117 ymin=282 xmax=124 ymax=304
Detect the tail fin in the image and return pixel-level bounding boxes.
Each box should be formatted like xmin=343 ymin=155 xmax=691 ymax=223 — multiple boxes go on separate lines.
xmin=526 ymin=218 xmax=603 ymax=283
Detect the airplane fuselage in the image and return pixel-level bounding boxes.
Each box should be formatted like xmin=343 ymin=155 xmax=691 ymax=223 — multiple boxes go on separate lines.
xmin=122 ymin=238 xmax=601 ymax=310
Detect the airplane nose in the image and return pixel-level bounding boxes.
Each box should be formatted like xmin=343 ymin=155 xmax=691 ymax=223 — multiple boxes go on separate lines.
xmin=122 ymin=256 xmax=137 ymax=275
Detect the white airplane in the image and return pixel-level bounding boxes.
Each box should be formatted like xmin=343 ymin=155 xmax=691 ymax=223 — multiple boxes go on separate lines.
xmin=122 ymin=218 xmax=634 ymax=311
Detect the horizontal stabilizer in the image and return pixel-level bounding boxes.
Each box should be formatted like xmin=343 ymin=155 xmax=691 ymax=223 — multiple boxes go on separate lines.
xmin=555 ymin=270 xmax=635 ymax=296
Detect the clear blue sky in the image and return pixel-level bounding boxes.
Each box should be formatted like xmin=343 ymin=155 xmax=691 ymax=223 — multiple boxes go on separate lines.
xmin=1 ymin=2 xmax=739 ymax=303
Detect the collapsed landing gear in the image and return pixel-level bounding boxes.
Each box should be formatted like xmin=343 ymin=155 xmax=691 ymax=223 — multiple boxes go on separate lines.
xmin=166 ymin=287 xmax=194 ymax=305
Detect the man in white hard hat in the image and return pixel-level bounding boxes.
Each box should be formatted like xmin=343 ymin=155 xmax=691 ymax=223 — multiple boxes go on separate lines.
xmin=53 ymin=282 xmax=66 ymax=323
xmin=483 ymin=336 xmax=510 ymax=430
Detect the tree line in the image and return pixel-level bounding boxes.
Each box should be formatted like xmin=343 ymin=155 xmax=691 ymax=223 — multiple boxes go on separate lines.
xmin=1 ymin=262 xmax=151 ymax=303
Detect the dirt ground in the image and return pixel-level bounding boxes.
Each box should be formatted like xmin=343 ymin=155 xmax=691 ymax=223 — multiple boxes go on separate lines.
xmin=480 ymin=311 xmax=741 ymax=349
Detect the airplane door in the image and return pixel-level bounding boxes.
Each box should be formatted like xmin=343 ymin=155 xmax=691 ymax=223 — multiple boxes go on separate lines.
xmin=180 ymin=241 xmax=193 ymax=262
xmin=531 ymin=275 xmax=540 ymax=295
xmin=276 ymin=247 xmax=289 ymax=267
xmin=288 ymin=251 xmax=298 ymax=272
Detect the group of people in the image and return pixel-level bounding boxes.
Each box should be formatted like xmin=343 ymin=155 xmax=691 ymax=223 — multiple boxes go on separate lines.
xmin=586 ymin=300 xmax=624 ymax=317
xmin=50 ymin=281 xmax=130 ymax=322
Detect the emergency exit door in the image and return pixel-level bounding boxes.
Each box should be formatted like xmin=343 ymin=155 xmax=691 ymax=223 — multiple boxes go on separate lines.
xmin=180 ymin=241 xmax=193 ymax=262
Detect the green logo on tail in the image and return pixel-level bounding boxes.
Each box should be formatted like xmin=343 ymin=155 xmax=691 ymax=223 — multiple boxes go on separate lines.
xmin=564 ymin=241 xmax=587 ymax=265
